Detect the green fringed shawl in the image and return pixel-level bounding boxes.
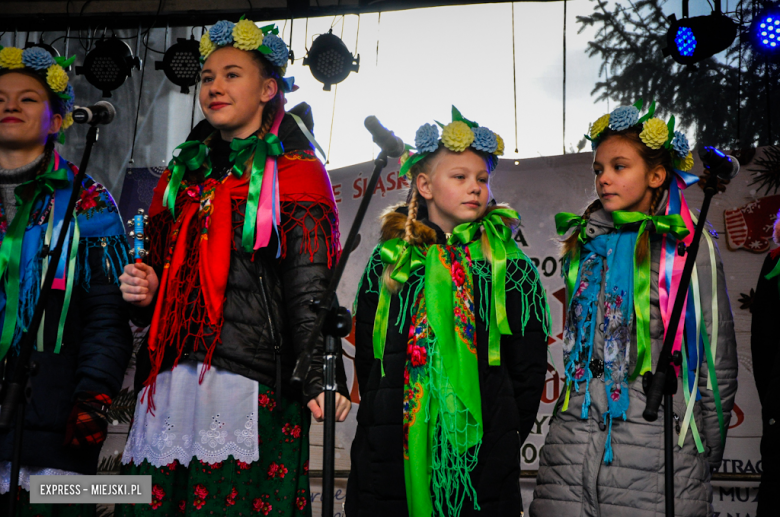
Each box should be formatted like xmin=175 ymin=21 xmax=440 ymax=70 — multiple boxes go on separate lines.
xmin=362 ymin=209 xmax=550 ymax=517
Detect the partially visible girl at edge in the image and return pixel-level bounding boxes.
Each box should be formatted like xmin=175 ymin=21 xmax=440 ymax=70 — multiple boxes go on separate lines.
xmin=531 ymin=101 xmax=738 ymax=517
xmin=347 ymin=107 xmax=551 ymax=517
xmin=116 ymin=18 xmax=350 ymax=516
xmin=0 ymin=44 xmax=132 ymax=517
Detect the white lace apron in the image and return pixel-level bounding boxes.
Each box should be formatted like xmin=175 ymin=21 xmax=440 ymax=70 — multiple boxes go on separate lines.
xmin=122 ymin=359 xmax=259 ymax=468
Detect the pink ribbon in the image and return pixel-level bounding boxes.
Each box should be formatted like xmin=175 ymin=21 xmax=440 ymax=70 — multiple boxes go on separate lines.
xmin=658 ymin=174 xmax=696 ymax=374
xmin=253 ymin=99 xmax=286 ymax=252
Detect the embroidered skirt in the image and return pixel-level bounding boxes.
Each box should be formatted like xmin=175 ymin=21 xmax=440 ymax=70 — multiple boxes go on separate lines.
xmin=116 ymin=383 xmax=311 ymax=516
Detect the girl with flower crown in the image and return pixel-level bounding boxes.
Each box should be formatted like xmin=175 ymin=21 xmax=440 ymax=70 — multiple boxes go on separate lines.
xmin=530 ymin=101 xmax=738 ymax=517
xmin=0 ymin=46 xmax=133 ymax=516
xmin=347 ymin=107 xmax=550 ymax=517
xmin=116 ymin=18 xmax=350 ymax=516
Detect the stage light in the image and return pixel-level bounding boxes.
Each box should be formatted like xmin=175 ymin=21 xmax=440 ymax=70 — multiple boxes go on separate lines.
xmin=663 ymin=13 xmax=737 ymax=66
xmin=155 ymin=37 xmax=201 ymax=94
xmin=750 ymin=4 xmax=780 ymax=55
xmin=76 ymin=37 xmax=141 ymax=98
xmin=303 ymin=29 xmax=359 ymax=91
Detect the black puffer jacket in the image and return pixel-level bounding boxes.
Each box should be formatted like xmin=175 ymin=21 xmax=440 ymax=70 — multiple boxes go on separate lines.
xmin=751 ymin=248 xmax=780 ymax=515
xmin=346 ymin=206 xmax=550 ymax=516
xmin=0 ymin=172 xmax=133 ymax=475
xmin=133 ymin=108 xmax=348 ymax=403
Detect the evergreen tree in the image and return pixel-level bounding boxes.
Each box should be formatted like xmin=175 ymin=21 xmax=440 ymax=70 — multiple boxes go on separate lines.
xmin=577 ymin=0 xmax=779 ymax=148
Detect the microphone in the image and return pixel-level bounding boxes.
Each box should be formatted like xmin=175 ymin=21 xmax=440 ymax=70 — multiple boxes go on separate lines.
xmin=364 ymin=116 xmax=406 ymax=158
xmin=72 ymin=101 xmax=116 ymax=125
xmin=698 ymin=146 xmax=739 ymax=180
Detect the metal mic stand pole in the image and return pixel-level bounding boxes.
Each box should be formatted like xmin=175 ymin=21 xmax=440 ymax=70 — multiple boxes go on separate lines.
xmin=0 ymin=125 xmax=99 ymax=516
xmin=291 ymin=150 xmax=390 ymax=517
xmin=642 ymin=169 xmax=720 ymax=517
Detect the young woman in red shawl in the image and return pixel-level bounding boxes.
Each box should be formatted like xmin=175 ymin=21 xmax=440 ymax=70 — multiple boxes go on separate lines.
xmin=116 ymin=19 xmax=350 ymax=516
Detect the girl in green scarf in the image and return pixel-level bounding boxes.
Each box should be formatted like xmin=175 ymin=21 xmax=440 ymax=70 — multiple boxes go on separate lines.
xmin=347 ymin=107 xmax=550 ymax=517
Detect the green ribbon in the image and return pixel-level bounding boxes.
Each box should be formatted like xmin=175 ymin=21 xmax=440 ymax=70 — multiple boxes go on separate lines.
xmin=612 ymin=211 xmax=689 ymax=379
xmin=555 ymin=212 xmax=590 ymax=306
xmin=163 ymin=140 xmax=212 ymax=218
xmin=373 ymin=238 xmax=427 ymax=372
xmin=229 ymin=133 xmax=284 ymax=253
xmin=0 ymin=158 xmax=70 ymax=361
xmin=399 ymin=152 xmax=427 ymax=180
xmin=765 ymin=255 xmax=780 ymax=286
xmin=449 ymin=208 xmax=518 ymax=366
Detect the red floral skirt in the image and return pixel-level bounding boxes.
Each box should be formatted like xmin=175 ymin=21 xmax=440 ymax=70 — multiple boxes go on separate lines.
xmin=116 ymin=385 xmax=311 ymax=516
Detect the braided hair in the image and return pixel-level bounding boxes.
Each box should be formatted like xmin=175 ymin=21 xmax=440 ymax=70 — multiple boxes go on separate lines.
xmin=561 ymin=126 xmax=674 ymax=263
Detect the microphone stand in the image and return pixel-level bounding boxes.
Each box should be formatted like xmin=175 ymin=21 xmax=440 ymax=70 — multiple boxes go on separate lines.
xmin=291 ymin=147 xmax=390 ymax=517
xmin=0 ymin=125 xmax=99 ymax=516
xmin=641 ymin=167 xmax=722 ymax=517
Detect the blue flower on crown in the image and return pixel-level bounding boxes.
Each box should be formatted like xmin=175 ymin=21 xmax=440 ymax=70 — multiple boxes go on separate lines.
xmin=262 ymin=34 xmax=289 ymax=68
xmin=61 ymin=84 xmax=75 ymax=114
xmin=21 ymin=47 xmax=55 ymax=71
xmin=472 ymin=127 xmax=498 ymax=153
xmin=609 ymin=105 xmax=640 ymax=132
xmin=209 ymin=21 xmax=236 ymax=46
xmin=415 ymin=123 xmax=440 ymax=153
xmin=671 ymin=131 xmax=690 ymax=158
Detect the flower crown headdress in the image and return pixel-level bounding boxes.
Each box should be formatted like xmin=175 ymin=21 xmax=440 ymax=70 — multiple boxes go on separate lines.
xmin=586 ymin=99 xmax=694 ymax=172
xmin=199 ymin=17 xmax=296 ymax=93
xmin=399 ymin=106 xmax=505 ymax=178
xmin=0 ymin=45 xmax=77 ymax=142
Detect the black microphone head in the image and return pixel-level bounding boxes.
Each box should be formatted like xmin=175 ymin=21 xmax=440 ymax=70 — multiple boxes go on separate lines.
xmin=364 ymin=116 xmax=405 ymax=158
xmin=698 ymin=146 xmax=739 ymax=180
xmin=95 ymin=101 xmax=116 ymax=124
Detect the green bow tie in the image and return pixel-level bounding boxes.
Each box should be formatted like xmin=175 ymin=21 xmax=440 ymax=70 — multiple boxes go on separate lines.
xmin=613 ymin=210 xmax=689 ymax=380
xmin=163 ymin=140 xmax=212 ymax=217
xmin=612 ymin=211 xmax=690 ymax=240
xmin=555 ymin=212 xmax=589 ymax=242
xmin=373 ymin=238 xmax=427 ymax=373
xmin=229 ymin=134 xmax=285 ymax=252
xmin=449 ymin=207 xmax=519 ymax=366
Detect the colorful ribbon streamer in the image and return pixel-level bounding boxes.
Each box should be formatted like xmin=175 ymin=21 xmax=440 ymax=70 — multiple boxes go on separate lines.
xmin=612 ymin=211 xmax=689 ymax=380
xmin=229 ymin=133 xmax=284 ymax=252
xmin=0 ymin=158 xmax=70 ymax=361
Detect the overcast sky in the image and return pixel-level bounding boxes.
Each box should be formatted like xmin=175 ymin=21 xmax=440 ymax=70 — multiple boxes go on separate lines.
xmin=252 ymin=0 xmax=724 ymax=170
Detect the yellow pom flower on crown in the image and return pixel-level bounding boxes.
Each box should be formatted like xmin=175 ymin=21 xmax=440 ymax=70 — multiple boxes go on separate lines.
xmin=61 ymin=112 xmax=74 ymax=130
xmin=199 ymin=33 xmax=216 ymax=60
xmin=46 ymin=64 xmax=69 ymax=94
xmin=495 ymin=134 xmax=505 ymax=157
xmin=639 ymin=118 xmax=669 ymax=149
xmin=441 ymin=121 xmax=475 ymax=153
xmin=590 ymin=114 xmax=610 ymax=139
xmin=0 ymin=47 xmax=24 ymax=70
xmin=233 ymin=19 xmax=264 ymax=51
xmin=679 ymin=152 xmax=694 ymax=172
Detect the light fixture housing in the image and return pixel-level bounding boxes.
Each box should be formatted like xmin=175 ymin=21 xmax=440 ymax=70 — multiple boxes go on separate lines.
xmin=155 ymin=37 xmax=201 ymax=94
xmin=663 ymin=13 xmax=738 ymax=66
xmin=303 ymin=29 xmax=359 ymax=91
xmin=75 ymin=37 xmax=141 ymax=97
xmin=750 ymin=4 xmax=780 ymax=55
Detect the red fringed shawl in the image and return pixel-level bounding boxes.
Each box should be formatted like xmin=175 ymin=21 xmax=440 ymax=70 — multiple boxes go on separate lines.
xmin=143 ymin=150 xmax=339 ymax=409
